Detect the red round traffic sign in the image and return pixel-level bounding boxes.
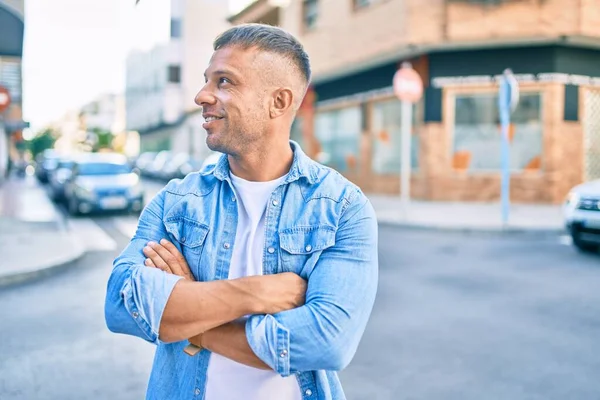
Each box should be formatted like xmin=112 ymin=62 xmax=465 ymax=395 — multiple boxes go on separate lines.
xmin=393 ymin=63 xmax=423 ymax=103
xmin=0 ymin=86 xmax=10 ymax=113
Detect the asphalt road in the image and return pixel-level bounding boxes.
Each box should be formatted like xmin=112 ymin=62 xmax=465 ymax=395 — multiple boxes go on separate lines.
xmin=1 ymin=202 xmax=599 ymax=399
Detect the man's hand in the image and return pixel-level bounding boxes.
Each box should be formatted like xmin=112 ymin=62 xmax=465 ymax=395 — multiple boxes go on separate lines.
xmin=143 ymin=239 xmax=195 ymax=281
xmin=144 ymin=239 xmax=307 ymax=313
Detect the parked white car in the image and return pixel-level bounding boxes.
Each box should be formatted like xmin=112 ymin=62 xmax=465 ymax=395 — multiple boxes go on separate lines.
xmin=563 ymin=179 xmax=600 ymax=253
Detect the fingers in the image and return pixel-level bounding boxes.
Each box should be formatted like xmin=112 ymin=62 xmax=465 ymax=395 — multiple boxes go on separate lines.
xmin=142 ymin=244 xmax=172 ymax=274
xmin=142 ymin=239 xmax=194 ymax=280
xmin=159 ymin=239 xmax=192 ymax=277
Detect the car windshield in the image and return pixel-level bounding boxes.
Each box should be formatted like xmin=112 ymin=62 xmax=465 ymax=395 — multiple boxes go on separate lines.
xmin=58 ymin=161 xmax=74 ymax=169
xmin=77 ymin=162 xmax=132 ymax=176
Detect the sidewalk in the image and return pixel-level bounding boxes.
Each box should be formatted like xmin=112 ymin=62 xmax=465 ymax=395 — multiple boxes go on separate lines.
xmin=0 ymin=175 xmax=85 ymax=288
xmin=0 ymin=175 xmax=566 ymax=289
xmin=368 ymin=194 xmax=565 ymax=234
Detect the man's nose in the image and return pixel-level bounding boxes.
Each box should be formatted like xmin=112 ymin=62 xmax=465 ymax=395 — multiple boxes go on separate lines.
xmin=194 ymin=86 xmax=216 ymax=107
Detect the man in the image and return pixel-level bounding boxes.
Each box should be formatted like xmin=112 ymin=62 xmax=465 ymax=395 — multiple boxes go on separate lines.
xmin=105 ymin=23 xmax=378 ymax=400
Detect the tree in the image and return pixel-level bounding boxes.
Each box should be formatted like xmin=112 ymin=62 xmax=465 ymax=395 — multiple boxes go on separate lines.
xmin=28 ymin=129 xmax=57 ymax=160
xmin=91 ymin=127 xmax=114 ymax=152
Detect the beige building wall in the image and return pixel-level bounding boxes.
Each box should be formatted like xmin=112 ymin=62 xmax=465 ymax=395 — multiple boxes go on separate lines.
xmin=181 ymin=0 xmax=230 ymax=112
xmin=275 ymin=0 xmax=600 ymax=81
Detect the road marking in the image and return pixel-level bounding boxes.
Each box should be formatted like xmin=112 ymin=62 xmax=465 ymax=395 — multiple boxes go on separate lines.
xmin=67 ymin=218 xmax=118 ymax=251
xmin=559 ymin=235 xmax=573 ymax=246
xmin=112 ymin=216 xmax=139 ymax=239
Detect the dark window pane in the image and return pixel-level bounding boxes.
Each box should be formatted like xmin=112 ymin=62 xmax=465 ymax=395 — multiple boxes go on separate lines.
xmin=168 ymin=65 xmax=181 ymax=83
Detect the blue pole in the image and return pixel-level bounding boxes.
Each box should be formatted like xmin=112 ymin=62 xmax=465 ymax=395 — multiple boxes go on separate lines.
xmin=498 ymin=76 xmax=512 ymax=227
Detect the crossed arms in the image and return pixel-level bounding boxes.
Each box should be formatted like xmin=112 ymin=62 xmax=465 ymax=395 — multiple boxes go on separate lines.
xmin=104 ymin=188 xmax=379 ymax=375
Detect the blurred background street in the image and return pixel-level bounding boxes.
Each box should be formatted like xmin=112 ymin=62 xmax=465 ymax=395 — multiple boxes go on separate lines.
xmin=1 ymin=0 xmax=600 ymax=399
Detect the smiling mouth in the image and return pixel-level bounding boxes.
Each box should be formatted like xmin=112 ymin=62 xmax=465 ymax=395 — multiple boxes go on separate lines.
xmin=204 ymin=116 xmax=223 ymax=122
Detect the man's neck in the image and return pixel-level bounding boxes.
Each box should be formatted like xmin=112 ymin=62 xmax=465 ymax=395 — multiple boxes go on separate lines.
xmin=228 ymin=142 xmax=293 ymax=182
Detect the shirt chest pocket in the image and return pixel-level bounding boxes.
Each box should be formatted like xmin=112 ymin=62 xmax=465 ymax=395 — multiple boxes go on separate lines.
xmin=164 ymin=218 xmax=209 ymax=279
xmin=278 ymin=226 xmax=336 ymax=278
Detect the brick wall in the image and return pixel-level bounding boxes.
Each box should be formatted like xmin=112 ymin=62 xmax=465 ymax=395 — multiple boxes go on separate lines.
xmin=276 ymin=0 xmax=599 ymax=80
xmin=581 ymin=0 xmax=600 ymax=37
xmin=444 ymin=0 xmax=581 ymax=41
xmin=281 ymin=0 xmax=411 ymax=78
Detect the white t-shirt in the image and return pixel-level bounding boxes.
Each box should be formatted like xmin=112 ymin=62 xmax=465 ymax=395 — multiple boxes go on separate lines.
xmin=204 ymin=172 xmax=302 ymax=400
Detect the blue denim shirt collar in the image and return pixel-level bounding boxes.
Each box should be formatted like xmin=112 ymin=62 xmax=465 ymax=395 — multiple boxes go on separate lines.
xmin=212 ymin=140 xmax=319 ymax=185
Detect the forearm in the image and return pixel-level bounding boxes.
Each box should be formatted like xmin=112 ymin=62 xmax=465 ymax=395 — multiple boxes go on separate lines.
xmin=159 ymin=276 xmax=267 ymax=342
xmin=189 ymin=321 xmax=271 ymax=370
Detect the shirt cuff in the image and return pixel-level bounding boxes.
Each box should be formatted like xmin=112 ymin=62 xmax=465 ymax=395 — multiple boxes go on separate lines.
xmin=122 ymin=266 xmax=183 ymax=344
xmin=246 ymin=314 xmax=291 ymax=376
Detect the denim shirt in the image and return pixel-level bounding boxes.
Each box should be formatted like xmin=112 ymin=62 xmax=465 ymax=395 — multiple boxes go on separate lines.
xmin=104 ymin=142 xmax=379 ymax=400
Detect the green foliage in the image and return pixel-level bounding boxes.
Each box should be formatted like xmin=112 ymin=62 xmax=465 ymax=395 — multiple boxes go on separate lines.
xmin=91 ymin=127 xmax=114 ymax=152
xmin=28 ymin=129 xmax=57 ymax=159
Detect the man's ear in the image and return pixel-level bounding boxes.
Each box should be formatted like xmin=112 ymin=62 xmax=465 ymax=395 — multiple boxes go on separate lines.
xmin=270 ymin=88 xmax=294 ymax=118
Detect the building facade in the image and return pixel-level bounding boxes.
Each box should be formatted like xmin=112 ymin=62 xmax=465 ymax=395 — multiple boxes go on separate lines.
xmin=230 ymin=0 xmax=600 ymax=204
xmin=125 ymin=0 xmax=229 ymax=160
xmin=0 ymin=0 xmax=25 ymax=180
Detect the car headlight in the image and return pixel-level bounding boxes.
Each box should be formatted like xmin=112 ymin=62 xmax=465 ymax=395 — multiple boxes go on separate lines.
xmin=565 ymin=192 xmax=580 ymax=208
xmin=75 ymin=186 xmax=95 ymax=201
xmin=129 ymin=183 xmax=144 ymax=198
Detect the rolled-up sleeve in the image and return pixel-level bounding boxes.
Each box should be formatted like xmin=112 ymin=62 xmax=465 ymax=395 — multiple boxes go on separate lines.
xmin=104 ymin=188 xmax=182 ymax=344
xmin=246 ymin=190 xmax=379 ymax=376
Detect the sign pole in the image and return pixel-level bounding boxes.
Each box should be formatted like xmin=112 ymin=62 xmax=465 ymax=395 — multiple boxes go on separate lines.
xmin=498 ymin=69 xmax=519 ymax=228
xmin=400 ymin=99 xmax=412 ymax=216
xmin=393 ymin=62 xmax=423 ymax=220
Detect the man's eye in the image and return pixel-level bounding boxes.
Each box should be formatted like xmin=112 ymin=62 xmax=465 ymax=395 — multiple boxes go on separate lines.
xmin=218 ymin=77 xmax=230 ymax=85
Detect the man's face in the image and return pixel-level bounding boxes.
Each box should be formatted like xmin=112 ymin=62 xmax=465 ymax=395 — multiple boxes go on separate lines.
xmin=195 ymin=46 xmax=270 ymax=155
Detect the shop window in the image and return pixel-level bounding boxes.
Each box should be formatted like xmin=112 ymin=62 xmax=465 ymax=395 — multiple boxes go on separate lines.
xmin=314 ymin=107 xmax=361 ymax=173
xmin=302 ymin=0 xmax=319 ymax=30
xmin=371 ymin=98 xmax=419 ymax=174
xmin=453 ymin=92 xmax=543 ymax=172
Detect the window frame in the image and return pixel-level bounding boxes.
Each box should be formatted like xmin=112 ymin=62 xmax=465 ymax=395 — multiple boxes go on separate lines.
xmin=448 ymin=86 xmax=545 ymax=174
xmin=301 ymin=0 xmax=319 ymax=32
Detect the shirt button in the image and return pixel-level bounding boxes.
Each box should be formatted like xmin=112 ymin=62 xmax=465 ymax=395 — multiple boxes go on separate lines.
xmin=180 ymin=237 xmax=186 ymax=243
xmin=224 ymin=243 xmax=230 ymax=249
xmin=132 ymin=311 xmax=139 ymax=318
xmin=305 ymin=389 xmax=312 ymax=396
xmin=268 ymin=247 xmax=275 ymax=254
xmin=195 ymin=388 xmax=201 ymax=396
xmin=232 ymin=197 xmax=236 ymax=202
xmin=272 ymin=200 xmax=279 ymax=206
xmin=280 ymin=350 xmax=287 ymax=357
xmin=305 ymin=245 xmax=312 ymax=252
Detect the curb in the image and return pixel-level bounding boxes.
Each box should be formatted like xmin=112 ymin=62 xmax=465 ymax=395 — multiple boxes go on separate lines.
xmin=0 ymin=246 xmax=87 ymax=289
xmin=0 ymin=219 xmax=87 ymax=289
xmin=377 ymin=219 xmax=566 ymax=236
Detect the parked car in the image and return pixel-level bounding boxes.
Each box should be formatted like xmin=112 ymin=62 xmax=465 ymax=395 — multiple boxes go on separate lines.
xmin=134 ymin=151 xmax=157 ymax=176
xmin=160 ymin=153 xmax=204 ymax=181
xmin=35 ymin=149 xmax=61 ymax=183
xmin=145 ymin=150 xmax=173 ymax=179
xmin=159 ymin=152 xmax=190 ymax=181
xmin=48 ymin=157 xmax=75 ymax=202
xmin=563 ymin=179 xmax=600 ymax=253
xmin=63 ymin=153 xmax=145 ymax=216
